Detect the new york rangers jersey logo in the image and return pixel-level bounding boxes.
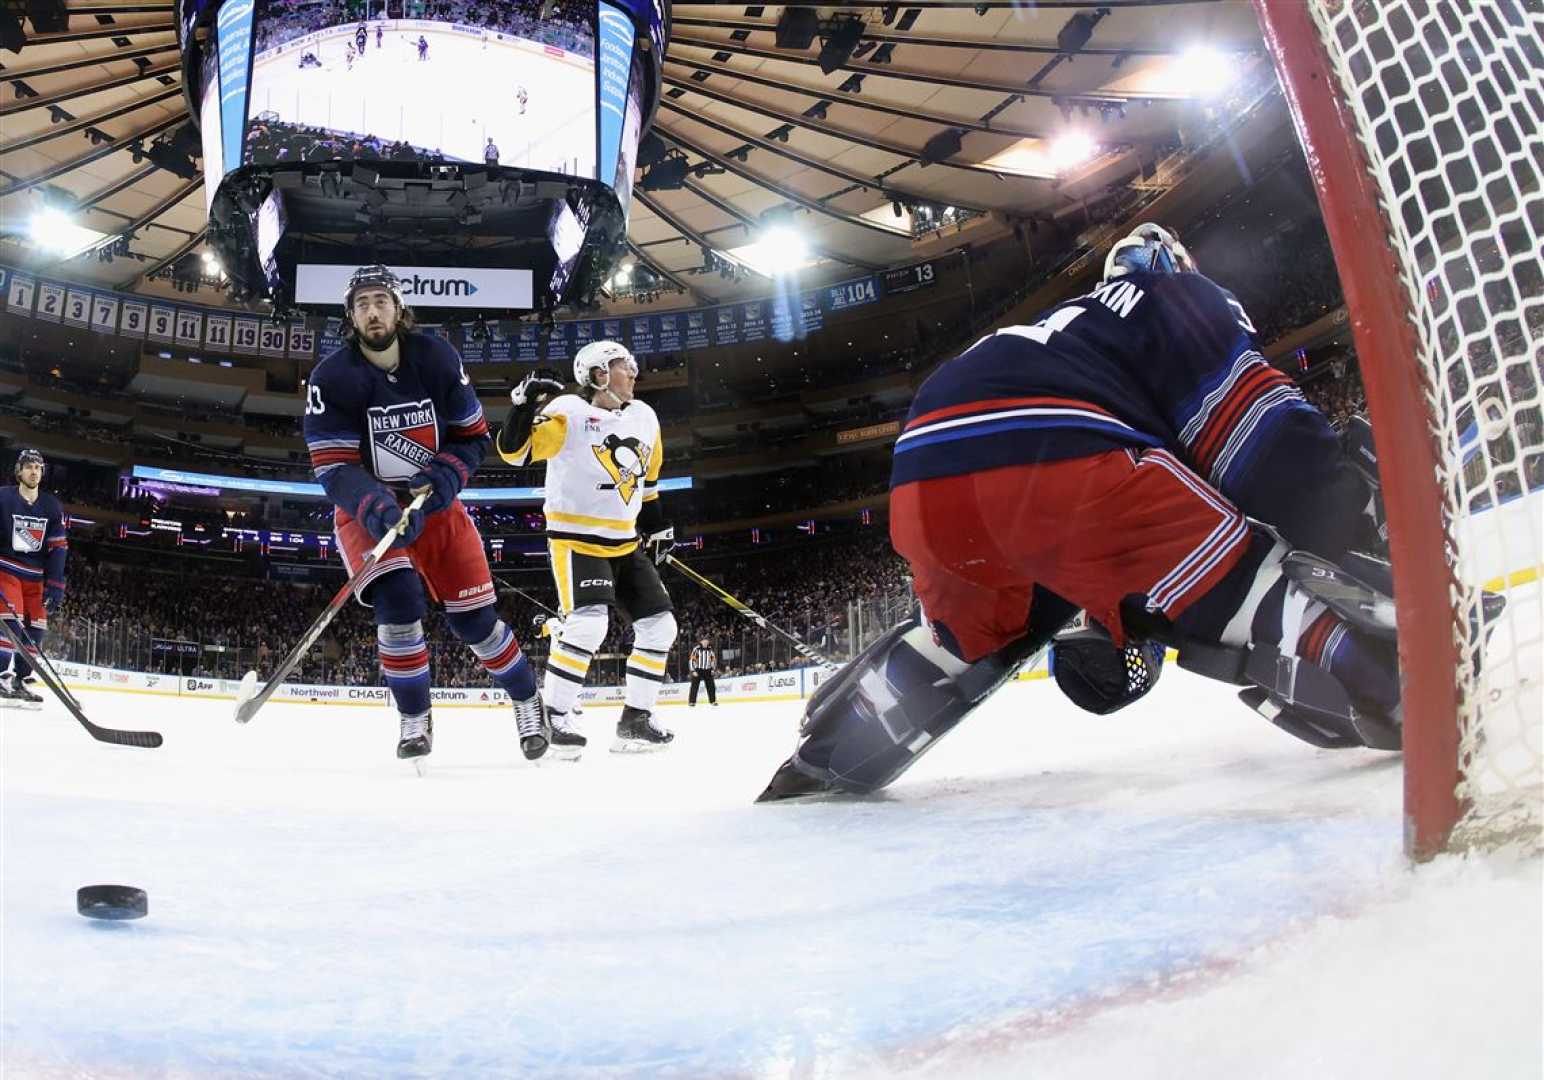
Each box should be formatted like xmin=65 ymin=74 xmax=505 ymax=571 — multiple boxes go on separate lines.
xmin=367 ymin=398 xmax=439 ymax=481
xmin=11 ymin=514 xmax=46 ymax=554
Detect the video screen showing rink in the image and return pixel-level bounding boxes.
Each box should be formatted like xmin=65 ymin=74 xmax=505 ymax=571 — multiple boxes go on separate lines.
xmin=245 ymin=0 xmax=596 ymax=173
xmin=2 ymin=653 xmax=1539 ymax=1077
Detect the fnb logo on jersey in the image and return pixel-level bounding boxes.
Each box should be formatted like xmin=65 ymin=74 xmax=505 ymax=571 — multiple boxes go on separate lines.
xmin=367 ymin=398 xmax=439 ymax=481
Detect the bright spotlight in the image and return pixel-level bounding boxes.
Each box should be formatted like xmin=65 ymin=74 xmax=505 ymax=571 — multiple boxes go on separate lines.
xmin=29 ymin=207 xmax=107 ymax=255
xmin=1049 ymin=131 xmax=1098 ymax=171
xmin=756 ymin=226 xmax=809 ymax=273
xmin=1174 ymin=45 xmax=1238 ymax=98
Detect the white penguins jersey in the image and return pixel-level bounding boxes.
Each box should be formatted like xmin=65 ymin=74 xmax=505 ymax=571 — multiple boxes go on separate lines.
xmin=498 ymin=393 xmax=663 ymax=556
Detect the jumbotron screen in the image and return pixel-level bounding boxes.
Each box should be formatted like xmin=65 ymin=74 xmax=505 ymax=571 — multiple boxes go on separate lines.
xmin=241 ymin=0 xmax=598 ymax=173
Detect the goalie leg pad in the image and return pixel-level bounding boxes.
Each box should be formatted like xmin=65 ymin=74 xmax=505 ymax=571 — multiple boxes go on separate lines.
xmin=769 ymin=617 xmax=1036 ymax=799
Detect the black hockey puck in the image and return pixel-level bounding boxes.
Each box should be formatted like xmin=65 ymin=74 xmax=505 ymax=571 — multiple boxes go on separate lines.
xmin=76 ymin=884 xmax=148 ymax=921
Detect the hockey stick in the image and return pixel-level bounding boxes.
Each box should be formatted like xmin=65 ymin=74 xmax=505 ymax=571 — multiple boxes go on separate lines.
xmin=491 ymin=576 xmax=562 ymax=619
xmin=0 ymin=608 xmax=163 ymax=748
xmin=665 ymin=555 xmax=841 ymax=669
xmin=0 ymin=592 xmax=84 ymax=714
xmin=233 ymin=492 xmax=428 ymax=725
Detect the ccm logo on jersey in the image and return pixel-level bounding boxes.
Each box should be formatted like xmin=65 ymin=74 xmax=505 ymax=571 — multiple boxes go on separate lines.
xmin=367 ymin=398 xmax=439 ymax=481
xmin=578 ymin=578 xmax=609 ymax=588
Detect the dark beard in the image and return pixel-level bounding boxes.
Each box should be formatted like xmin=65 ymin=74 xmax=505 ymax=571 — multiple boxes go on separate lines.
xmin=360 ymin=325 xmax=398 ymax=351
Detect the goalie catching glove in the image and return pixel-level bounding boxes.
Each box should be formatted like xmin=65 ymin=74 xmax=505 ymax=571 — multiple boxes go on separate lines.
xmin=1051 ymin=624 xmax=1166 ymax=715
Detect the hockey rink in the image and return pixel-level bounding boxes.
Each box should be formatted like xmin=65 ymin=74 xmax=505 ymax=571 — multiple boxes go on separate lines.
xmin=2 ymin=666 xmax=1539 ymax=1079
xmin=247 ymin=26 xmax=595 ymax=172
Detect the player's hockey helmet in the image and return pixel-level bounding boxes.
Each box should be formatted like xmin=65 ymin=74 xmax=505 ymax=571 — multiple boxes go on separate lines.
xmin=344 ymin=263 xmax=405 ymax=316
xmin=1103 ymin=223 xmax=1196 ymax=279
xmin=13 ymin=447 xmax=44 ymax=477
xmin=574 ymin=339 xmax=637 ymax=391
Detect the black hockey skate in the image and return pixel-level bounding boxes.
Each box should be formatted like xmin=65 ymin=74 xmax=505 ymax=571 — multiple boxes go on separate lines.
xmin=513 ymin=693 xmax=550 ymax=761
xmin=547 ymin=711 xmax=587 ymax=760
xmin=612 ymin=705 xmax=673 ymax=752
xmin=0 ymin=673 xmax=43 ymax=710
xmin=756 ymin=756 xmax=838 ymax=802
xmin=397 ymin=712 xmax=433 ymax=760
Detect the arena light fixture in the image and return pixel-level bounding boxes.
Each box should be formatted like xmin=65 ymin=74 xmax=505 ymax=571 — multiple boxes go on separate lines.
xmin=1177 ymin=45 xmax=1238 ymax=98
xmin=728 ymin=225 xmax=814 ymax=277
xmin=1049 ymin=131 xmax=1098 ymax=171
xmin=29 ymin=207 xmax=108 ymax=256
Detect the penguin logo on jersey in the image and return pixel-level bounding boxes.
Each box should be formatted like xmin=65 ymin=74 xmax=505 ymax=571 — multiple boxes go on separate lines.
xmin=591 ymin=434 xmax=650 ymax=504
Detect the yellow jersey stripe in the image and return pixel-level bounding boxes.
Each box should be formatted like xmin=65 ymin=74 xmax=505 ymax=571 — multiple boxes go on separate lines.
xmin=548 ymin=651 xmax=590 ymax=675
xmin=627 ymin=652 xmax=667 ymax=674
xmin=547 ymin=509 xmax=638 ymax=530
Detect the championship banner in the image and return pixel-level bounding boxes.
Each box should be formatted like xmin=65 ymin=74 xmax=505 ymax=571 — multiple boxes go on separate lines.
xmin=515 ymin=324 xmax=541 ymax=362
xmin=204 ymin=315 xmax=234 ymax=353
xmin=147 ymin=304 xmax=176 ymax=342
xmin=572 ymin=319 xmax=596 ymax=354
xmin=286 ymin=320 xmax=316 ymax=360
xmin=487 ymin=323 xmax=513 ymax=363
xmin=712 ymin=305 xmax=739 ymax=347
xmin=599 ymin=319 xmax=625 ymax=350
xmin=769 ymin=292 xmax=802 ymax=342
xmin=258 ymin=321 xmax=287 ymax=358
xmin=3 ymin=271 xmax=34 ymax=314
xmin=459 ymin=327 xmax=486 ymax=363
xmin=175 ymin=308 xmax=203 ymax=348
xmin=90 ymin=294 xmax=119 ymax=334
xmin=656 ymin=311 xmax=682 ymax=352
xmin=118 ymin=300 xmax=147 ymax=338
xmin=627 ymin=315 xmax=655 ymax=356
xmin=800 ymin=292 xmax=825 ymax=334
xmin=318 ymin=317 xmax=345 ymax=357
xmin=34 ymin=282 xmax=65 ymax=323
xmin=684 ymin=310 xmax=709 ymax=350
xmin=545 ymin=321 xmax=573 ymax=362
xmin=740 ymin=300 xmax=767 ymax=343
xmin=232 ymin=317 xmax=262 ymax=356
xmin=63 ymin=288 xmax=93 ymax=327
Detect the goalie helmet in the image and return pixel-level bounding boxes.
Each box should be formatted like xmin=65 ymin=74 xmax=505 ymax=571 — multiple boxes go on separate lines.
xmin=1103 ymin=223 xmax=1196 ymax=280
xmin=343 ymin=263 xmax=405 ymax=314
xmin=573 ymin=339 xmax=637 ymax=391
xmin=13 ymin=447 xmax=44 ymax=477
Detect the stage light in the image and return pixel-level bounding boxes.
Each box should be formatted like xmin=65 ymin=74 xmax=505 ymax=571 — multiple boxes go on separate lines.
xmin=1050 ymin=131 xmax=1097 ymax=170
xmin=29 ymin=207 xmax=107 ymax=255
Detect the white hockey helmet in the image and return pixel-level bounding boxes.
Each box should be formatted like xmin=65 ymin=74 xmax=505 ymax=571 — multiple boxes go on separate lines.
xmin=1103 ymin=223 xmax=1196 ymax=279
xmin=574 ymin=339 xmax=637 ymax=391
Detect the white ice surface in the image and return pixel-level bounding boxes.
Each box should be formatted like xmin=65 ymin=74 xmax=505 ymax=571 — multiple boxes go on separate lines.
xmin=248 ymin=28 xmax=595 ymax=172
xmin=2 ymin=669 xmax=1540 ymax=1079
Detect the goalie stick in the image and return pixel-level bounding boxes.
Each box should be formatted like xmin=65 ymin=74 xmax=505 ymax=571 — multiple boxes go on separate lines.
xmin=233 ymin=492 xmax=428 ymax=725
xmin=0 ymin=603 xmax=162 ymax=748
xmin=665 ymin=555 xmax=841 ymax=669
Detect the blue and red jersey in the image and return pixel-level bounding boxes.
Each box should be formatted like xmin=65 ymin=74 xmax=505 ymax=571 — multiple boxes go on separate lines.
xmin=893 ymin=270 xmax=1362 ymax=557
xmin=302 ymin=330 xmax=489 ymax=518
xmin=0 ymin=485 xmax=67 ymax=590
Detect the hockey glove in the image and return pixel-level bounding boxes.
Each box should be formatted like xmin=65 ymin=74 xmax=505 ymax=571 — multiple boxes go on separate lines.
xmin=408 ymin=452 xmax=471 ymax=515
xmin=356 ymin=489 xmax=425 ymax=549
xmin=1051 ymin=626 xmax=1165 ymax=715
xmin=43 ymin=582 xmax=64 ymax=613
xmin=511 ymin=371 xmax=565 ymax=408
xmin=643 ymin=525 xmax=675 ymax=566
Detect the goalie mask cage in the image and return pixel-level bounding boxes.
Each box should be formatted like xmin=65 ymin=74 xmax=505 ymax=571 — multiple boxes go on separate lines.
xmin=1253 ymin=0 xmax=1541 ymax=859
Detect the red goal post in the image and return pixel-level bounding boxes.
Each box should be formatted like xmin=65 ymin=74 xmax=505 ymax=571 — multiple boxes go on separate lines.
xmin=1253 ymin=0 xmax=1542 ymax=858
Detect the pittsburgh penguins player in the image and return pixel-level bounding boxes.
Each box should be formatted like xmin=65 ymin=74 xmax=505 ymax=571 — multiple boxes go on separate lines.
xmin=496 ymin=340 xmax=678 ymax=753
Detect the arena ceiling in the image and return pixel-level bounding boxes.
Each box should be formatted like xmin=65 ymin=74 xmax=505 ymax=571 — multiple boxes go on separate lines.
xmin=0 ymin=1 xmax=1266 ymax=312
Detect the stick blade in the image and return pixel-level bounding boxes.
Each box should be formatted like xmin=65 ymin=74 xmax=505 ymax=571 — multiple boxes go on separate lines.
xmin=233 ymin=670 xmax=261 ymax=724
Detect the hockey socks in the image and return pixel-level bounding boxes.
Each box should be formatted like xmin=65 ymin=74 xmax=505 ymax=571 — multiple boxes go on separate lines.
xmin=542 ymin=638 xmax=593 ymax=716
xmin=624 ymin=647 xmax=668 ymax=712
xmin=467 ymin=620 xmax=538 ymax=701
xmin=378 ymin=620 xmax=432 ymax=719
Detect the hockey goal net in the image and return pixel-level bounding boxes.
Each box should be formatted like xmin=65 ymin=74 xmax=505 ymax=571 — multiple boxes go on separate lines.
xmin=1254 ymin=0 xmax=1542 ymax=858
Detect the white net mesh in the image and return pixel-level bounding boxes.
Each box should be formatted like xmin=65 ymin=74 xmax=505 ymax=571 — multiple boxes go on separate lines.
xmin=1306 ymin=0 xmax=1543 ymax=851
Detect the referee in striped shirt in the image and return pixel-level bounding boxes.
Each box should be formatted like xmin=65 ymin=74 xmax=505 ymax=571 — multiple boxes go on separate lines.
xmin=688 ymin=637 xmax=718 ymax=707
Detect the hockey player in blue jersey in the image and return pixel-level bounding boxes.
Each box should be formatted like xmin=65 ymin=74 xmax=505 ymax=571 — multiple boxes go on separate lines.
xmin=760 ymin=224 xmax=1401 ymax=801
xmin=303 ymin=265 xmax=548 ymax=763
xmin=0 ymin=449 xmax=67 ymax=708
